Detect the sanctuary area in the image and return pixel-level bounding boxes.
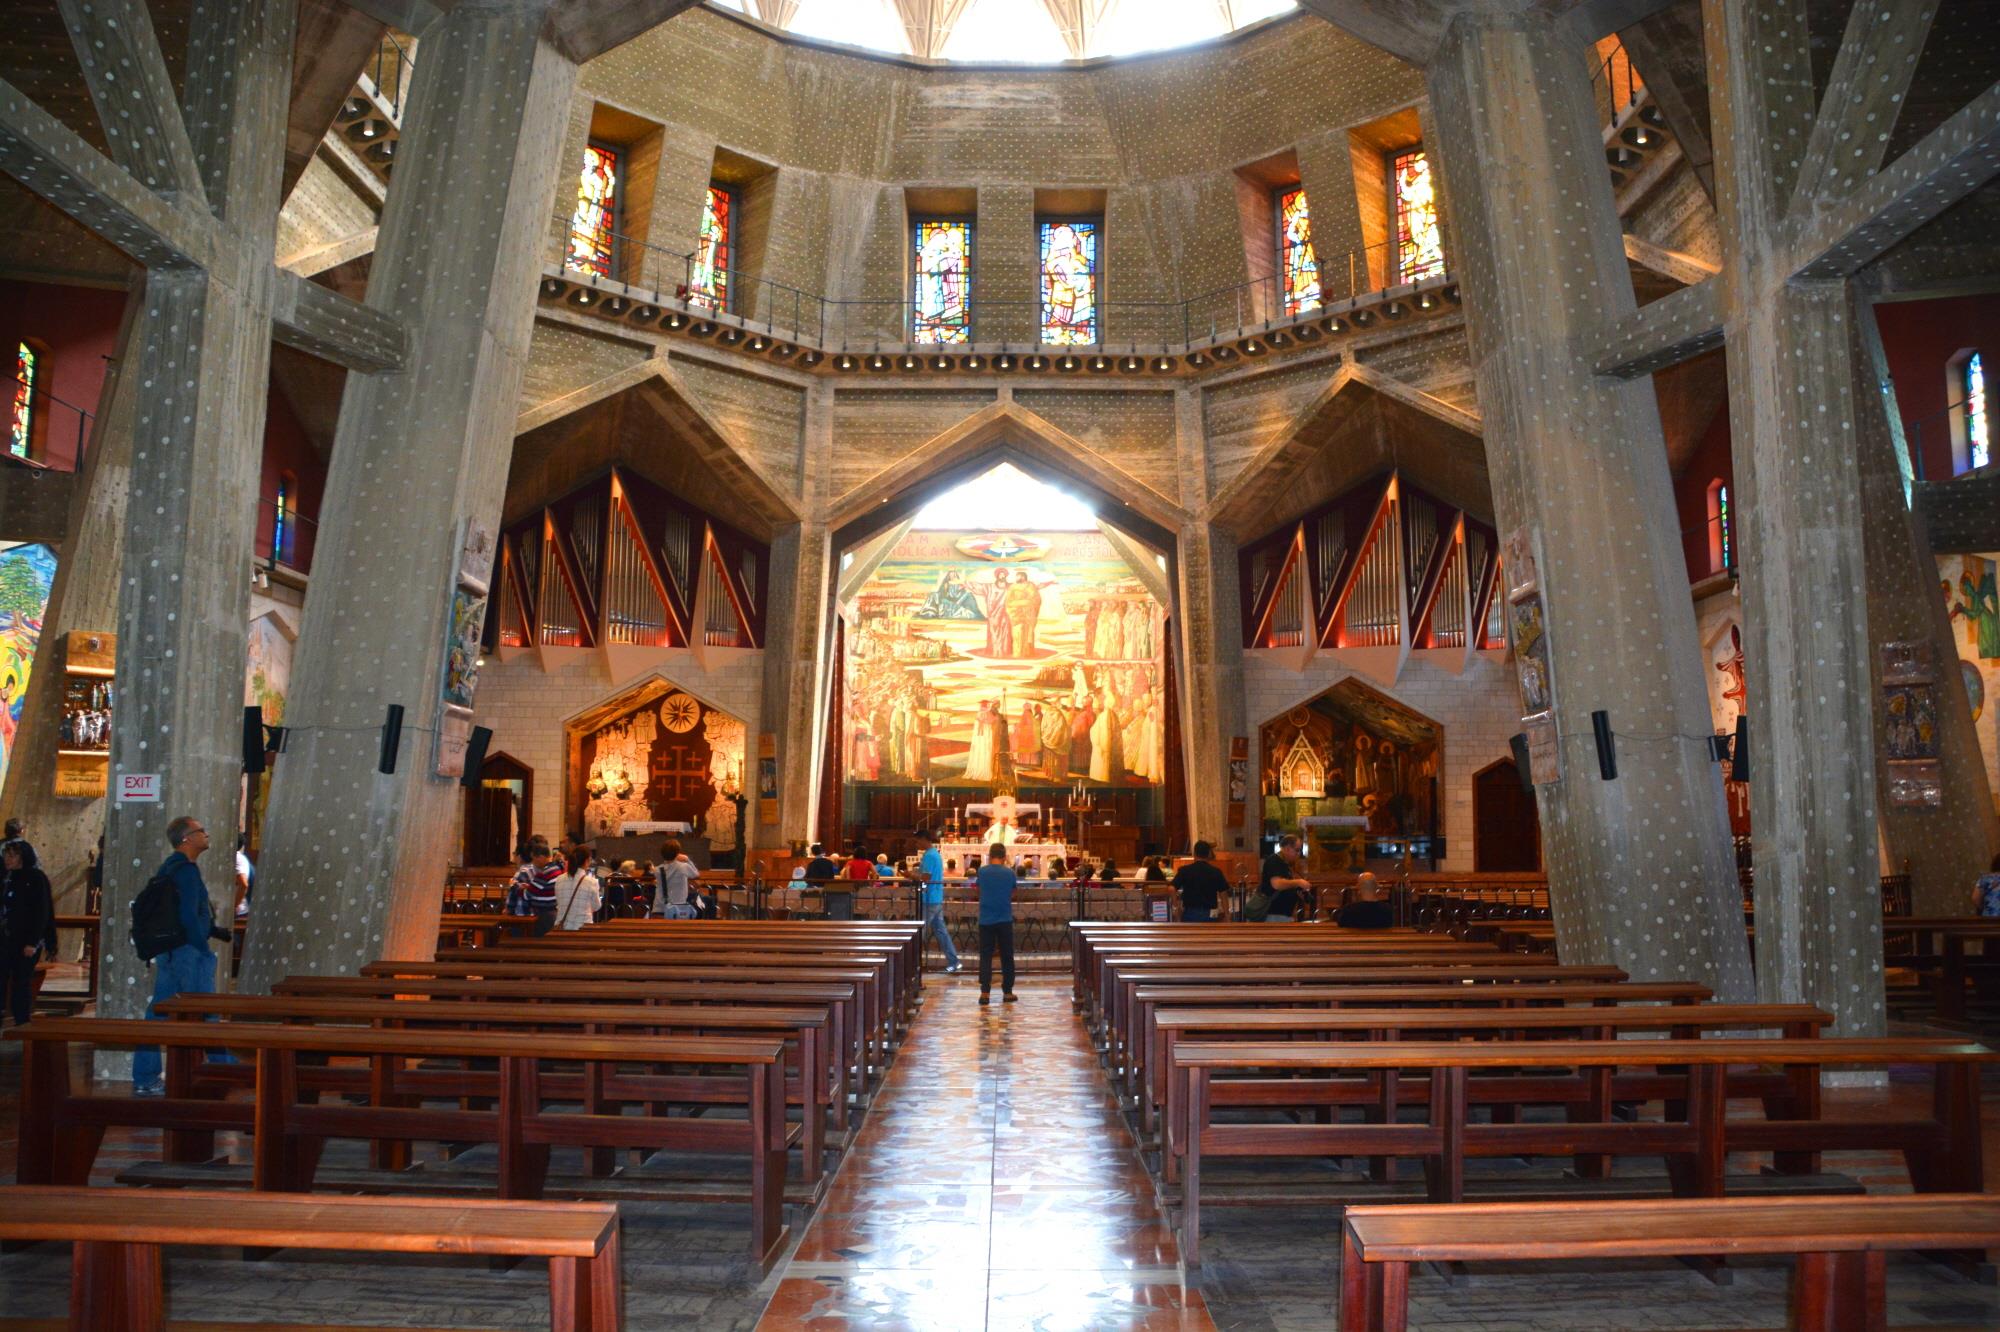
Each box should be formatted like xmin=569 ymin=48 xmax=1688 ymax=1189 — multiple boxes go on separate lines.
xmin=1 ymin=1 xmax=1999 ymax=1329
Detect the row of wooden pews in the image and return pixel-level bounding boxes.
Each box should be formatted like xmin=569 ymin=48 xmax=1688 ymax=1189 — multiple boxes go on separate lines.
xmin=4 ymin=919 xmax=924 ymax=1330
xmin=1071 ymin=921 xmax=2000 ymax=1330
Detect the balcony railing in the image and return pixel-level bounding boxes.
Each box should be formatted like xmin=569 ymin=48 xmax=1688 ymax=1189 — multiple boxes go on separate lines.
xmin=6 ymin=373 xmax=95 ymax=473
xmin=360 ymin=31 xmax=416 ymax=124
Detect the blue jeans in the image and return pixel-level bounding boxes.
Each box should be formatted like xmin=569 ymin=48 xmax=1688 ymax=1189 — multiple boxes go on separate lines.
xmin=924 ymin=903 xmax=959 ymax=969
xmin=132 ymin=944 xmax=222 ymax=1089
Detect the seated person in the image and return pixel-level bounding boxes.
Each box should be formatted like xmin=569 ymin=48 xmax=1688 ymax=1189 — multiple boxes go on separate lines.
xmin=803 ymin=843 xmax=838 ymax=883
xmin=875 ymin=853 xmax=897 ymax=880
xmin=1334 ymin=871 xmax=1394 ymax=929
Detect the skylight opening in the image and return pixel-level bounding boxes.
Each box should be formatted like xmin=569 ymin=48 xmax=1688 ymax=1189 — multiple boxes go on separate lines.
xmin=714 ymin=0 xmax=1297 ymax=63
xmin=911 ymin=461 xmax=1099 ymax=531
xmin=785 ymin=0 xmax=912 ymax=55
xmin=938 ymin=0 xmax=1068 ymax=63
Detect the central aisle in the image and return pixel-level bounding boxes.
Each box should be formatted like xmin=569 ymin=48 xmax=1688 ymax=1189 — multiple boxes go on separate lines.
xmin=756 ymin=977 xmax=1212 ymax=1331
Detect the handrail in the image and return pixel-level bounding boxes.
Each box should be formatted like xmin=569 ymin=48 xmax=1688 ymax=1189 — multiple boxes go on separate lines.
xmin=1590 ymin=36 xmax=1642 ymax=129
xmin=579 ymin=229 xmax=1442 ymax=353
xmin=7 ymin=372 xmax=95 ymax=473
xmin=361 ymin=32 xmax=416 ymax=123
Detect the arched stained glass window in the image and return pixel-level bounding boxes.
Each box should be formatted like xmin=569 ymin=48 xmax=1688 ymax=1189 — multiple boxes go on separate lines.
xmin=566 ymin=143 xmax=619 ymax=278
xmin=1275 ymin=187 xmax=1320 ymax=318
xmin=690 ymin=184 xmax=733 ymax=311
xmin=1390 ymin=148 xmax=1445 ymax=284
xmin=1705 ymin=478 xmax=1732 ymax=575
xmin=10 ymin=341 xmax=35 ymax=458
xmin=912 ymin=219 xmax=972 ymax=344
xmin=1966 ymin=350 xmax=1990 ymax=471
xmin=1038 ymin=219 xmax=1098 ymax=345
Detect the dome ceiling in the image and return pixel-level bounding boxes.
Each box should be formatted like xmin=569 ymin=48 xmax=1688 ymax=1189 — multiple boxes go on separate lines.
xmin=711 ymin=0 xmax=1298 ymax=63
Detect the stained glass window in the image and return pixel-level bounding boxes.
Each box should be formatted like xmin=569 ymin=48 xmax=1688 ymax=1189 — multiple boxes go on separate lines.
xmin=1275 ymin=187 xmax=1320 ymax=318
xmin=1038 ymin=219 xmax=1098 ymax=345
xmin=9 ymin=342 xmax=34 ymax=458
xmin=912 ymin=219 xmax=972 ymax=344
xmin=273 ymin=475 xmax=289 ymax=564
xmin=1390 ymin=148 xmax=1444 ymax=284
xmin=565 ymin=143 xmax=619 ymax=279
xmin=1966 ymin=351 xmax=1989 ymax=471
xmin=690 ymin=184 xmax=733 ymax=311
xmin=1717 ymin=484 xmax=1731 ymax=571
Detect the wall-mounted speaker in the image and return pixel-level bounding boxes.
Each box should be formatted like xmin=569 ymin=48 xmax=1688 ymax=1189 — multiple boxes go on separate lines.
xmin=1508 ymin=732 xmax=1534 ymax=793
xmin=378 ymin=704 xmax=404 ymax=775
xmin=458 ymin=726 xmax=494 ymax=788
xmin=242 ymin=706 xmax=267 ymax=774
xmin=1730 ymin=713 xmax=1750 ymax=783
xmin=1591 ymin=710 xmax=1617 ymax=781
xmin=1707 ymin=732 xmax=1732 ymax=763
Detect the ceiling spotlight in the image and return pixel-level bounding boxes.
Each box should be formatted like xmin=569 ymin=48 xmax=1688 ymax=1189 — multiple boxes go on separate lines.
xmin=567 ymin=287 xmax=596 ymax=306
xmin=1293 ymin=325 xmax=1321 ymax=341
xmin=1349 ymin=308 xmax=1376 ymax=327
xmin=798 ymin=349 xmax=823 ymax=367
xmin=770 ymin=341 xmax=797 ymax=358
xmin=632 ymin=304 xmax=661 ymax=321
xmin=690 ymin=320 xmax=719 ymax=337
xmin=930 ymin=354 xmax=952 ymax=370
xmin=339 ymin=96 xmax=370 ymax=121
xmin=601 ymin=296 xmax=630 ymax=316
xmin=1241 ymin=339 xmax=1267 ymax=355
xmin=899 ymin=354 xmax=922 ymax=371
xmin=1213 ymin=345 xmax=1239 ymax=361
xmin=364 ymin=139 xmax=395 ymax=165
xmin=1382 ymin=301 xmax=1409 ymax=320
xmin=1056 ymin=355 xmax=1081 ymax=373
xmin=539 ymin=277 xmax=567 ymax=300
xmin=1088 ymin=356 xmax=1114 ymax=373
xmin=1025 ymin=354 xmax=1049 ymax=371
xmin=1119 ymin=356 xmax=1144 ymax=374
xmin=962 ymin=354 xmax=986 ymax=371
xmin=836 ymin=354 xmax=859 ymax=371
xmin=1443 ymin=285 xmax=1462 ymax=304
xmin=663 ymin=311 xmax=688 ymax=330
xmin=1267 ymin=330 xmax=1293 ymax=346
xmin=1151 ymin=356 xmax=1175 ymax=372
xmin=1186 ymin=351 xmax=1209 ymax=367
xmin=867 ymin=353 xmax=891 ymax=371
xmin=718 ymin=326 xmax=745 ymax=344
xmin=747 ymin=334 xmax=770 ymax=352
xmin=993 ymin=353 xmax=1015 ymax=371
xmin=1415 ymin=291 xmax=1437 ymax=311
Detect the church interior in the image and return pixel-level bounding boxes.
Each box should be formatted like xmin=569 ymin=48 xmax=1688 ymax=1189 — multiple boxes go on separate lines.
xmin=2 ymin=0 xmax=2000 ymax=1327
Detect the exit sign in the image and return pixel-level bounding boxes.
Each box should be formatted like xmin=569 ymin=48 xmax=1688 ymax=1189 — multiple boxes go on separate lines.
xmin=116 ymin=773 xmax=161 ymax=803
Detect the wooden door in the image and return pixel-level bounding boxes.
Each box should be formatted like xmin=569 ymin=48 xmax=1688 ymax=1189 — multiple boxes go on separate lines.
xmin=1473 ymin=758 xmax=1541 ymax=872
xmin=462 ymin=753 xmax=534 ymax=868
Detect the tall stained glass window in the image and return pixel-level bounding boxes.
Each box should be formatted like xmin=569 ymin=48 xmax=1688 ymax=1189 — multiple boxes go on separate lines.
xmin=272 ymin=475 xmax=290 ymax=564
xmin=912 ymin=219 xmax=972 ymax=344
xmin=566 ymin=143 xmax=619 ymax=278
xmin=1966 ymin=351 xmax=1990 ymax=471
xmin=690 ymin=184 xmax=733 ymax=311
xmin=1390 ymin=148 xmax=1445 ymax=284
xmin=1038 ymin=219 xmax=1099 ymax=345
xmin=1717 ymin=484 xmax=1731 ymax=571
xmin=1275 ymin=187 xmax=1320 ymax=318
xmin=10 ymin=341 xmax=35 ymax=458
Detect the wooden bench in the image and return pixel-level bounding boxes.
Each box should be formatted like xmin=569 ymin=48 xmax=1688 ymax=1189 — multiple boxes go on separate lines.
xmin=156 ymin=993 xmax=835 ymax=1181
xmin=0 ymin=1185 xmax=621 ymax=1332
xmin=10 ymin=1018 xmax=794 ymax=1265
xmin=1143 ymin=1001 xmax=1826 ymax=1149
xmin=1339 ymin=1194 xmax=2000 ymax=1332
xmin=1170 ymin=1036 xmax=1994 ymax=1266
xmin=1068 ymin=922 xmax=1503 ymax=1001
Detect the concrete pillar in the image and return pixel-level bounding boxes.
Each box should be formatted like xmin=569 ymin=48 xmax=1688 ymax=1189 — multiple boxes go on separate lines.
xmin=243 ymin=2 xmax=578 ymax=990
xmin=0 ymin=290 xmax=140 ymax=925
xmin=1424 ymin=10 xmax=1754 ymax=999
xmin=759 ymin=519 xmax=833 ymax=851
xmin=96 ymin=1 xmax=295 ymax=1043
xmin=1705 ymin=0 xmax=1886 ymax=1032
xmin=1176 ymin=523 xmax=1249 ymax=853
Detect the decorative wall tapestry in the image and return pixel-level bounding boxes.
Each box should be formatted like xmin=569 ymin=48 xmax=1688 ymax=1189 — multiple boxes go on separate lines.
xmin=842 ymin=529 xmax=1167 ymax=792
xmin=1502 ymin=527 xmax=1558 ymax=785
xmin=435 ymin=521 xmax=494 ymax=779
xmin=1880 ymin=640 xmax=1942 ymax=809
xmin=0 ymin=542 xmax=56 ymax=791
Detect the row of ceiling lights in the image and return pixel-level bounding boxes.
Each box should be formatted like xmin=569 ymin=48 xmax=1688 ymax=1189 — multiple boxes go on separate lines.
xmin=543 ymin=277 xmax=1456 ymax=374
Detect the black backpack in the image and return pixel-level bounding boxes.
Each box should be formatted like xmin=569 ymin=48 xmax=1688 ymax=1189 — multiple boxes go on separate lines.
xmin=130 ymin=870 xmax=184 ymax=961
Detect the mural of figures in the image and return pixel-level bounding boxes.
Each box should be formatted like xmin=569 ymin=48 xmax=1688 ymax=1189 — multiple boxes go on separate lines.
xmin=0 ymin=543 xmax=56 ymax=790
xmin=1940 ymin=553 xmax=2000 ymax=800
xmin=842 ymin=528 xmax=1167 ymax=790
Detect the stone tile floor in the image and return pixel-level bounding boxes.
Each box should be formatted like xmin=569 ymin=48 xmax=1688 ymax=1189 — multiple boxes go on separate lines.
xmin=3 ymin=975 xmax=2000 ymax=1329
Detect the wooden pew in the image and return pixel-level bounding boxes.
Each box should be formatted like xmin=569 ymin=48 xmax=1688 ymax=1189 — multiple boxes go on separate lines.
xmin=1169 ymin=1036 xmax=1994 ymax=1266
xmin=270 ymin=974 xmax=862 ymax=1131
xmin=1339 ymin=1195 xmax=2000 ymax=1332
xmin=156 ymin=993 xmax=835 ymax=1182
xmin=1068 ymin=922 xmax=1502 ymax=1003
xmin=0 ymin=1186 xmax=621 ymax=1332
xmin=560 ymin=922 xmax=924 ymax=1010
xmin=1880 ymin=918 xmax=2000 ymax=1021
xmin=10 ymin=1018 xmax=794 ymax=1265
xmin=1147 ymin=1002 xmax=1829 ymax=1162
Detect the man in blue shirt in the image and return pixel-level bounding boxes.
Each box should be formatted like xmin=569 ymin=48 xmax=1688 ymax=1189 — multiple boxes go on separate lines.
xmin=975 ymin=842 xmax=1018 ymax=1004
xmin=133 ymin=814 xmax=231 ymax=1095
xmin=916 ymin=831 xmax=960 ymax=974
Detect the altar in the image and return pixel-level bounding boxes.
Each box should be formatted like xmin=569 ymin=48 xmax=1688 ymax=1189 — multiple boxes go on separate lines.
xmin=940 ymin=841 xmax=1070 ymax=876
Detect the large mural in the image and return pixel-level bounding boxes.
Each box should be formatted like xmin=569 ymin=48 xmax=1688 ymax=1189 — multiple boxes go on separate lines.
xmin=842 ymin=529 xmax=1167 ymax=791
xmin=0 ymin=542 xmax=56 ymax=791
xmin=1941 ymin=553 xmax=2000 ymax=803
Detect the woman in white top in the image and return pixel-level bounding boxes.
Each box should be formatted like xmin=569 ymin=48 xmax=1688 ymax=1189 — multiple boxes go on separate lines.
xmin=654 ymin=838 xmax=699 ymax=919
xmin=555 ymin=844 xmax=602 ymax=931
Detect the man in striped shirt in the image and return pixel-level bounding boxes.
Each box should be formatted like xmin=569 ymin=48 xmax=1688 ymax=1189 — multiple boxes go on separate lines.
xmin=511 ymin=839 xmax=564 ymax=935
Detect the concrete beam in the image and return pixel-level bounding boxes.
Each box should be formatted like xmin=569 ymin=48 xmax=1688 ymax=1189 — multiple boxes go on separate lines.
xmin=1789 ymin=0 xmax=1938 ymax=215
xmin=1293 ymin=0 xmax=1447 ymax=64
xmin=270 ymin=268 xmax=408 ymax=372
xmin=1790 ymin=77 xmax=2000 ymax=279
xmin=1621 ymin=231 xmax=1720 ymax=286
xmin=279 ymin=225 xmax=379 ymax=277
xmin=57 ymin=0 xmax=208 ymax=203
xmin=1591 ymin=276 xmax=1723 ymax=377
xmin=543 ymin=0 xmax=705 ymax=61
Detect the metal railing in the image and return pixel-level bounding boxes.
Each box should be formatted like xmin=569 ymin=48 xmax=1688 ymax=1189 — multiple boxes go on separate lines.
xmin=256 ymin=492 xmax=320 ymax=574
xmin=1903 ymin=394 xmax=1994 ymax=483
xmin=574 ymin=231 xmax=1441 ymax=353
xmin=1590 ymin=36 xmax=1643 ymax=130
xmin=360 ymin=32 xmax=416 ymax=124
xmin=6 ymin=373 xmax=95 ymax=473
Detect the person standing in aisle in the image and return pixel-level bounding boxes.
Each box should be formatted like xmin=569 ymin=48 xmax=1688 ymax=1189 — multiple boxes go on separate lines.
xmin=976 ymin=842 xmax=1018 ymax=1005
xmin=916 ymin=831 xmax=960 ymax=974
xmin=132 ymin=817 xmax=232 ymax=1095
xmin=1169 ymin=840 xmax=1228 ymax=923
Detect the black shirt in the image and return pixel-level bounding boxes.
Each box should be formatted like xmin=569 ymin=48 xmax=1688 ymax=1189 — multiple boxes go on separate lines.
xmin=1260 ymin=852 xmax=1302 ymax=917
xmin=1335 ymin=899 xmax=1395 ymax=930
xmin=1170 ymin=860 xmax=1227 ymax=914
xmin=803 ymin=857 xmax=837 ymax=883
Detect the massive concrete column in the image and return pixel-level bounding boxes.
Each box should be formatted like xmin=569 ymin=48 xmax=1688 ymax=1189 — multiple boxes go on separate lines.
xmin=758 ymin=518 xmax=834 ymax=851
xmin=1424 ymin=10 xmax=1753 ymax=999
xmin=1176 ymin=522 xmax=1249 ymax=853
xmin=1706 ymin=1 xmax=1886 ymax=1032
xmin=95 ymin=2 xmax=295 ymax=1040
xmin=244 ymin=2 xmax=578 ymax=989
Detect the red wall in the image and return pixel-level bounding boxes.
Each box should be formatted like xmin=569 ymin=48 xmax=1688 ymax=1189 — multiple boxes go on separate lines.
xmin=256 ymin=385 xmax=325 ymax=574
xmin=1872 ymin=293 xmax=2000 ymax=481
xmin=0 ymin=280 xmax=129 ymax=471
xmin=1673 ymin=400 xmax=1736 ymax=585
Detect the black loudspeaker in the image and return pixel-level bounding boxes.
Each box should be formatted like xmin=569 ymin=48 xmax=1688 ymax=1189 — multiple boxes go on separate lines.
xmin=1707 ymin=732 xmax=1732 ymax=762
xmin=265 ymin=724 xmax=288 ymax=754
xmin=1730 ymin=713 xmax=1751 ymax=783
xmin=459 ymin=726 xmax=493 ymax=788
xmin=1508 ymin=732 xmax=1534 ymax=792
xmin=378 ymin=704 xmax=404 ymax=775
xmin=1591 ymin=709 xmax=1617 ymax=780
xmin=242 ymin=706 xmax=267 ymax=774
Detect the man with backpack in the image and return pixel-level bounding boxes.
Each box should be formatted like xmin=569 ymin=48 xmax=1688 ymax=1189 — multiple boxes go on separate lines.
xmin=131 ymin=815 xmax=232 ymax=1096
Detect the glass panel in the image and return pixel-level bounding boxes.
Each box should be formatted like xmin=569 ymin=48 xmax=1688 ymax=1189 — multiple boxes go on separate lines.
xmin=1717 ymin=484 xmax=1730 ymax=571
xmin=273 ymin=479 xmax=288 ymax=564
xmin=1391 ymin=148 xmax=1445 ymax=284
xmin=10 ymin=342 xmax=34 ymax=458
xmin=1277 ymin=187 xmax=1321 ymax=318
xmin=565 ymin=144 xmax=618 ymax=278
xmin=1039 ymin=219 xmax=1098 ymax=345
xmin=1968 ymin=351 xmax=1989 ymax=471
xmin=690 ymin=184 xmax=732 ymax=311
xmin=913 ymin=219 xmax=973 ymax=344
